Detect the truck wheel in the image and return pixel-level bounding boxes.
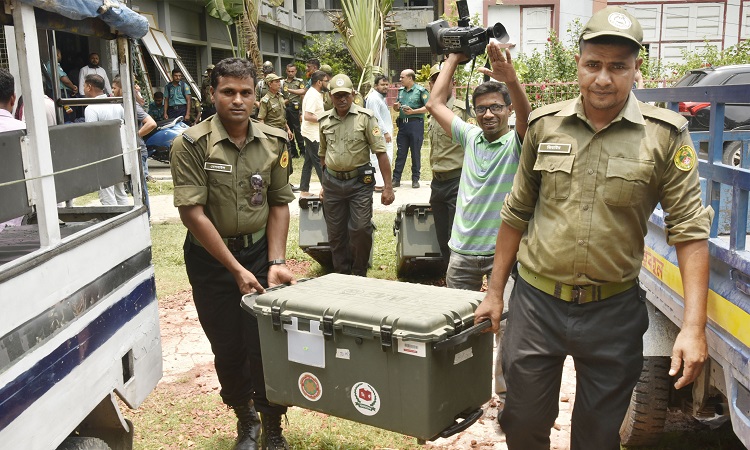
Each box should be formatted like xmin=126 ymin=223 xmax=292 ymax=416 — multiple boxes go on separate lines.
xmin=57 ymin=437 xmax=111 ymax=450
xmin=619 ymin=356 xmax=671 ymax=447
xmin=722 ymin=141 xmax=742 ymax=167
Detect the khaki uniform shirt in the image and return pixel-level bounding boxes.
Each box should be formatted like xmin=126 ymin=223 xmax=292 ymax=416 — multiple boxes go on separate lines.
xmin=258 ymin=92 xmax=287 ymax=130
xmin=201 ymin=79 xmax=212 ymax=108
xmin=282 ymin=77 xmax=304 ymax=105
xmin=501 ymin=92 xmax=713 ymax=285
xmin=170 ymin=116 xmax=295 ymax=237
xmin=319 ymin=103 xmax=386 ymax=172
xmin=429 ymin=96 xmax=473 ymax=174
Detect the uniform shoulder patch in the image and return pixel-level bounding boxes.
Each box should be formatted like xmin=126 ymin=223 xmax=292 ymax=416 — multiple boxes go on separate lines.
xmin=640 ymin=102 xmax=689 ymax=131
xmin=674 ymin=145 xmax=697 ymax=171
xmin=372 ymin=126 xmax=381 ymax=137
xmin=280 ymin=150 xmax=289 ymax=168
xmin=261 ymin=96 xmax=270 ymax=103
xmin=182 ymin=120 xmax=211 ymax=144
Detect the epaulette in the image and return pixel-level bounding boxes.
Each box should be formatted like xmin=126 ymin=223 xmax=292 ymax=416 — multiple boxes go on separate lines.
xmin=181 ymin=119 xmax=212 ymax=144
xmin=639 ymin=102 xmax=689 ymax=132
xmin=527 ymin=100 xmax=569 ymax=125
xmin=260 ymin=96 xmax=270 ymax=103
xmin=318 ymin=110 xmax=333 ymax=121
xmin=254 ymin=121 xmax=288 ymax=141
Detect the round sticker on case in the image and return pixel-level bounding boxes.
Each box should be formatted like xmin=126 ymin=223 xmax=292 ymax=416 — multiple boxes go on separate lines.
xmin=299 ymin=372 xmax=323 ymax=402
xmin=351 ymin=381 xmax=380 ymax=416
xmin=674 ymin=145 xmax=696 ymax=171
xmin=608 ymin=12 xmax=632 ymax=30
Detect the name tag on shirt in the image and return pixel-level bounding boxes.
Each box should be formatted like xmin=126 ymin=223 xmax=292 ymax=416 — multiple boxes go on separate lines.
xmin=538 ymin=143 xmax=572 ymax=154
xmin=204 ymin=162 xmax=232 ymax=173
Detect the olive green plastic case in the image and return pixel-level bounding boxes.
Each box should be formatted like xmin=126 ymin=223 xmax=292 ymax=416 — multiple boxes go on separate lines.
xmin=393 ymin=203 xmax=444 ymax=278
xmin=241 ymin=274 xmax=492 ymax=441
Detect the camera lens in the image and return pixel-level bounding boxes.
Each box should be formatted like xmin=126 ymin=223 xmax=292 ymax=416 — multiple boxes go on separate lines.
xmin=488 ymin=22 xmax=509 ymax=44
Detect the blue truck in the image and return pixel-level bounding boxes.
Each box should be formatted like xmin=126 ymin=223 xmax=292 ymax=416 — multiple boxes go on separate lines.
xmin=619 ymin=84 xmax=750 ymax=447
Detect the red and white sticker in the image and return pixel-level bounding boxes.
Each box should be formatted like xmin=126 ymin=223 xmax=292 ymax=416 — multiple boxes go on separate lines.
xmin=397 ymin=338 xmax=426 ymax=357
xmin=351 ymin=381 xmax=381 ymax=416
xmin=298 ymin=372 xmax=323 ymax=402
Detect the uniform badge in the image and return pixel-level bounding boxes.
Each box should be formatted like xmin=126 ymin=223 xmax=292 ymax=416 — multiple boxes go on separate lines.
xmin=363 ymin=175 xmax=373 ymax=184
xmin=284 ymin=85 xmax=288 ymax=91
xmin=674 ymin=145 xmax=697 ymax=171
xmin=422 ymin=93 xmax=428 ymax=100
xmin=467 ymin=118 xmax=477 ymax=125
xmin=372 ymin=126 xmax=381 ymax=136
xmin=280 ymin=150 xmax=289 ymax=168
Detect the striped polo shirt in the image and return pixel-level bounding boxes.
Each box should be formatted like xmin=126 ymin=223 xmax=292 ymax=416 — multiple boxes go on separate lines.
xmin=448 ymin=115 xmax=521 ymax=255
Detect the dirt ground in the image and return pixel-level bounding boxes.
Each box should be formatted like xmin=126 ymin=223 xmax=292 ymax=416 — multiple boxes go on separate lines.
xmin=152 ymin=260 xmax=577 ymax=449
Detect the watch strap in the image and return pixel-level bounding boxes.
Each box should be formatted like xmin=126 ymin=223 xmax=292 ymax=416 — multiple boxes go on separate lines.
xmin=268 ymin=258 xmax=286 ymax=266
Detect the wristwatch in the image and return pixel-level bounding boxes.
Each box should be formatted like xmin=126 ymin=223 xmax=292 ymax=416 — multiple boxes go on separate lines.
xmin=268 ymin=259 xmax=286 ymax=266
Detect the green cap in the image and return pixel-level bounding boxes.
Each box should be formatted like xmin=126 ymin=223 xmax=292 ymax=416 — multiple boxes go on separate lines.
xmin=320 ymin=64 xmax=333 ymax=76
xmin=265 ymin=73 xmax=281 ymax=82
xmin=329 ymin=74 xmax=353 ymax=95
xmin=581 ymin=6 xmax=644 ymax=49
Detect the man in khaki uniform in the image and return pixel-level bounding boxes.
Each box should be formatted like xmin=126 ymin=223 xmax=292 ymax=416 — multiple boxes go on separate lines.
xmin=427 ymin=63 xmax=471 ymax=266
xmin=474 ymin=7 xmax=713 ymax=449
xmin=281 ymin=64 xmax=305 ymax=158
xmin=319 ymin=74 xmax=395 ymax=276
xmin=258 ymin=73 xmax=293 ymax=141
xmin=170 ymin=58 xmax=294 ymax=450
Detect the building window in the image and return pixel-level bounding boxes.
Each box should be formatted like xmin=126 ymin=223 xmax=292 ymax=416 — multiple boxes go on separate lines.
xmin=325 ymin=0 xmax=342 ymax=9
xmin=388 ymin=47 xmax=432 ymax=83
xmin=173 ymin=43 xmax=199 ymax=84
xmin=212 ymin=49 xmax=235 ymax=65
xmin=0 ymin=27 xmax=8 ymax=70
xmin=305 ymin=0 xmax=317 ymax=9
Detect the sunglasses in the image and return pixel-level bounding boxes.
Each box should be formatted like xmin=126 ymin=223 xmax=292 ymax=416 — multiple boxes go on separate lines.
xmin=475 ymin=104 xmax=507 ymax=115
xmin=250 ymin=173 xmax=264 ymax=206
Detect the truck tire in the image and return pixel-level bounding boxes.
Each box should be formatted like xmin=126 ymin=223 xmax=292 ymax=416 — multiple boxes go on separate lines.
xmin=619 ymin=356 xmax=671 ymax=447
xmin=57 ymin=437 xmax=111 ymax=450
xmin=722 ymin=141 xmax=742 ymax=167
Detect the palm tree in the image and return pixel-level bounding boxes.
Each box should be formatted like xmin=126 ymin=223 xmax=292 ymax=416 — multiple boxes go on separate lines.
xmin=205 ymin=0 xmax=283 ymax=69
xmin=327 ymin=0 xmax=405 ymax=90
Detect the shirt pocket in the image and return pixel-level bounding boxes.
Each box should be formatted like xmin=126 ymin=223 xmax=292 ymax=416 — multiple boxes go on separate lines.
xmin=243 ymin=171 xmax=271 ymax=210
xmin=207 ymin=171 xmax=234 ymax=206
xmin=603 ymin=157 xmax=654 ymax=207
xmin=534 ymin=154 xmax=575 ymax=200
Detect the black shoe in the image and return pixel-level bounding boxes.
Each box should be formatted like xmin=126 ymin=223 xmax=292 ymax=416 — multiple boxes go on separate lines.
xmin=393 ymin=180 xmax=400 ymax=187
xmin=233 ymin=401 xmax=261 ymax=450
xmin=412 ymin=180 xmax=420 ymax=188
xmin=260 ymin=413 xmax=289 ymax=450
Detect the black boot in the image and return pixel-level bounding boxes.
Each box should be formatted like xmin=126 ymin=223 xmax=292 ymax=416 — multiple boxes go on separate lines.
xmin=260 ymin=413 xmax=289 ymax=450
xmin=232 ymin=400 xmax=261 ymax=450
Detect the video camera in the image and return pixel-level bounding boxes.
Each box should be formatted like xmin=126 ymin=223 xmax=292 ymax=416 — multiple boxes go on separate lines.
xmin=426 ymin=0 xmax=508 ymax=62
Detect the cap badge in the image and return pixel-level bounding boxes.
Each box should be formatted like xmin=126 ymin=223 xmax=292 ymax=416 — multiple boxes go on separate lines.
xmin=608 ymin=12 xmax=632 ymax=30
xmin=336 ymin=79 xmax=344 ymax=86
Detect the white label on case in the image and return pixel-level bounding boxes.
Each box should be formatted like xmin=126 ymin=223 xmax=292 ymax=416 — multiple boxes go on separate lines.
xmin=454 ymin=347 xmax=473 ymax=365
xmin=336 ymin=348 xmax=351 ymax=360
xmin=397 ymin=339 xmax=426 ymax=357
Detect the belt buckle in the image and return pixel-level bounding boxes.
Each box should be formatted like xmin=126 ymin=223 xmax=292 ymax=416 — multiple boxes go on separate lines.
xmin=227 ymin=236 xmax=244 ymax=252
xmin=571 ymin=286 xmax=583 ymax=304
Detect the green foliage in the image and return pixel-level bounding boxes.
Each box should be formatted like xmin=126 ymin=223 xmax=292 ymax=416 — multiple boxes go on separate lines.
xmin=667 ymin=39 xmax=750 ymax=79
xmin=415 ymin=64 xmax=432 ymax=83
xmin=296 ymin=34 xmax=362 ymax=85
xmin=514 ymin=25 xmax=579 ymax=83
xmin=205 ymin=0 xmax=244 ymax=25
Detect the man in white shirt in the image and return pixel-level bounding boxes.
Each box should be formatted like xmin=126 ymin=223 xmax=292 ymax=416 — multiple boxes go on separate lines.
xmin=364 ymin=74 xmax=393 ymax=191
xmin=299 ymin=70 xmax=329 ymax=197
xmin=0 ymin=68 xmax=25 ymax=133
xmin=78 ymin=53 xmax=111 ymax=95
xmin=83 ymin=73 xmax=128 ymax=206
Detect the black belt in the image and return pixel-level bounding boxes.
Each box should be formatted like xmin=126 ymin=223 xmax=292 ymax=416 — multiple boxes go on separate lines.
xmin=189 ymin=228 xmax=266 ymax=252
xmin=401 ymin=117 xmax=423 ymax=123
xmin=326 ymin=166 xmax=360 ymax=180
xmin=433 ymin=168 xmax=462 ymax=181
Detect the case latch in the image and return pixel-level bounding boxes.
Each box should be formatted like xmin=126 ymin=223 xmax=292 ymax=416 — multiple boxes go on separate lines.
xmin=322 ymin=314 xmax=334 ymax=338
xmin=380 ymin=325 xmax=393 ymax=352
xmin=272 ymin=305 xmax=282 ymax=331
xmin=453 ymin=317 xmax=464 ymax=335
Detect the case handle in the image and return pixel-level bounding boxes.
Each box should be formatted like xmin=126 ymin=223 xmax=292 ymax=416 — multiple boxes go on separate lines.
xmin=426 ymin=407 xmax=484 ymax=442
xmin=241 ymin=279 xmax=312 ymax=317
xmin=432 ymin=313 xmax=507 ymax=352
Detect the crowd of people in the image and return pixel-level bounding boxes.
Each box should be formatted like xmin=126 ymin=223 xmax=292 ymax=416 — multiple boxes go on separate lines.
xmin=166 ymin=6 xmax=713 ymax=450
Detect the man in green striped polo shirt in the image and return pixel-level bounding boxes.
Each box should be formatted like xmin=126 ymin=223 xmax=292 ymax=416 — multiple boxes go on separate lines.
xmin=425 ymin=41 xmax=531 ymax=409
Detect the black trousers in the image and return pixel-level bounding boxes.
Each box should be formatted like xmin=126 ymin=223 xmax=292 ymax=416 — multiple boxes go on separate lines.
xmin=285 ymin=106 xmax=304 ymax=157
xmin=429 ymin=176 xmax=460 ymax=264
xmin=184 ymin=235 xmax=286 ymax=416
xmin=300 ymin=138 xmax=323 ymax=192
xmin=500 ymin=275 xmax=648 ymax=450
xmin=393 ymin=119 xmax=424 ymax=182
xmin=321 ymin=171 xmax=374 ymax=276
